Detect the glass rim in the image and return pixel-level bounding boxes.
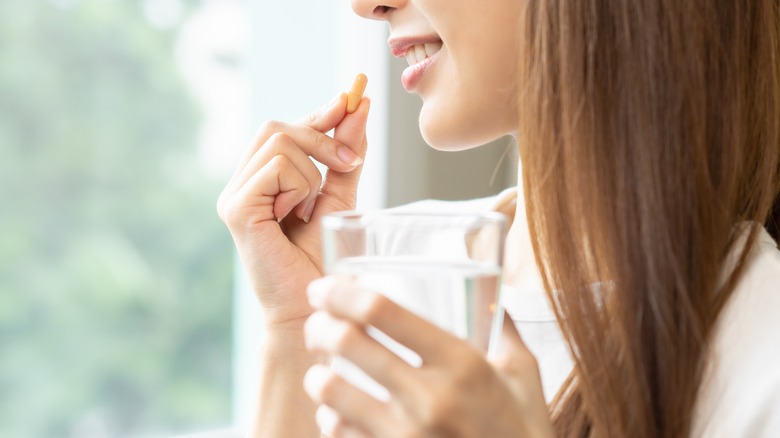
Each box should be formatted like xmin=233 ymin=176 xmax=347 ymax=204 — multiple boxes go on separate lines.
xmin=320 ymin=209 xmax=508 ymax=230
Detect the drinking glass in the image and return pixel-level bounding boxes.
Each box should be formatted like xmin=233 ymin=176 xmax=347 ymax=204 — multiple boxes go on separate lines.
xmin=321 ymin=210 xmax=507 ymax=399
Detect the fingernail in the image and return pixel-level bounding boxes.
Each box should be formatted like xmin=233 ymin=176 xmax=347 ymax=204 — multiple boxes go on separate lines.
xmin=307 ymin=277 xmax=334 ymax=308
xmin=337 ymin=146 xmax=363 ymax=167
xmin=302 ymin=199 xmax=315 ymax=224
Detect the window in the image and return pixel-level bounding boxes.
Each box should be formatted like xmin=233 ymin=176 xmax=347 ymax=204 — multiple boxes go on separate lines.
xmin=0 ymin=1 xmax=244 ymax=436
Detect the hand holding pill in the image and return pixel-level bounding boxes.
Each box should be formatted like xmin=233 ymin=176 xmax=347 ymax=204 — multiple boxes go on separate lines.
xmin=217 ymin=75 xmax=370 ymax=327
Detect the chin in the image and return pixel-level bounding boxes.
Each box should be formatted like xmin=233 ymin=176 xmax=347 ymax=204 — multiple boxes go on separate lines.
xmin=422 ymin=133 xmax=478 ymax=152
xmin=419 ymin=105 xmax=482 ymax=151
xmin=418 ymin=108 xmax=498 ymax=152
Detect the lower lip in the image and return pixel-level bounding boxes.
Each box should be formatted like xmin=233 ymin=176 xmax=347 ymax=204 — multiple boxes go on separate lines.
xmin=401 ymin=54 xmax=437 ymax=92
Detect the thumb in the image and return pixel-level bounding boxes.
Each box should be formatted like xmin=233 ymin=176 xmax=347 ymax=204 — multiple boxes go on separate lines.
xmin=492 ymin=311 xmax=552 ymax=433
xmin=490 ymin=310 xmax=538 ymax=377
xmin=491 ymin=310 xmax=547 ymax=400
xmin=296 ymin=92 xmax=349 ymax=133
xmin=320 ymin=97 xmax=370 ymax=206
xmin=495 ymin=310 xmax=528 ymax=360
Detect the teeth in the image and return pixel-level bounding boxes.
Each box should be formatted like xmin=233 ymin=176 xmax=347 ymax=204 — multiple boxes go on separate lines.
xmin=424 ymin=42 xmax=442 ymax=56
xmin=404 ymin=42 xmax=443 ymax=66
xmin=406 ymin=51 xmax=416 ymax=67
xmin=414 ymin=45 xmax=426 ymax=63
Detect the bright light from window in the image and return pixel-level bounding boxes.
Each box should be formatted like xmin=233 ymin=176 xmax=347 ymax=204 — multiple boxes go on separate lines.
xmin=0 ymin=1 xmax=245 ymax=436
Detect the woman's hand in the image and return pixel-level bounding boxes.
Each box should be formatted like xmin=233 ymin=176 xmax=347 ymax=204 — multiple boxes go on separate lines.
xmin=217 ymin=94 xmax=370 ymax=328
xmin=302 ymin=276 xmax=555 ymax=438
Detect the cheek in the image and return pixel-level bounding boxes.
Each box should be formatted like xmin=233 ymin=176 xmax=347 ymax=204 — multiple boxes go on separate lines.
xmin=416 ymin=20 xmax=520 ymax=150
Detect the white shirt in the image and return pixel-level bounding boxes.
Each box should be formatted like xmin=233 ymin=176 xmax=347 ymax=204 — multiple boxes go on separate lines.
xmin=691 ymin=226 xmax=780 ymax=437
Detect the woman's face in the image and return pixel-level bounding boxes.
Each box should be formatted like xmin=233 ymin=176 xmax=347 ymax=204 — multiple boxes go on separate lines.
xmin=351 ymin=0 xmax=522 ymax=150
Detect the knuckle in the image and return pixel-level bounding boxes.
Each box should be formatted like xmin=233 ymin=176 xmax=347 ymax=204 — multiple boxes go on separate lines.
xmin=216 ymin=192 xmax=228 ymax=222
xmin=266 ymin=131 xmax=292 ymax=149
xmin=318 ymin=184 xmax=357 ymax=210
xmin=458 ymin=353 xmax=490 ymax=383
xmin=358 ymin=293 xmax=392 ymax=325
xmin=220 ymin=196 xmax=247 ymax=229
xmin=268 ymin=153 xmax=292 ymax=170
xmin=316 ymin=372 xmax=342 ymax=404
xmin=307 ymin=128 xmax=329 ymax=150
xmin=257 ymin=120 xmax=285 ymax=137
xmin=304 ymin=109 xmax=321 ymax=126
xmin=419 ymin=388 xmax=460 ymax=431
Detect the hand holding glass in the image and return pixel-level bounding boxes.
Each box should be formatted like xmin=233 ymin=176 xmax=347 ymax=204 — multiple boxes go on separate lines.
xmin=321 ymin=210 xmax=507 ymax=399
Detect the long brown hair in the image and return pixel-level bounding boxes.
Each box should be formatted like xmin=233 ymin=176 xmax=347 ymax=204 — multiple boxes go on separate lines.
xmin=517 ymin=1 xmax=780 ymax=436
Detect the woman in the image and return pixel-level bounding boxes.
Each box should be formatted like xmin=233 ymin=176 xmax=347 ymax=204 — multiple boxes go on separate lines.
xmin=218 ymin=0 xmax=780 ymax=436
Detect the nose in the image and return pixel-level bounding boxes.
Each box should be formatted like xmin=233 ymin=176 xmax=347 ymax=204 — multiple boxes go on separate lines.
xmin=350 ymin=0 xmax=404 ymax=21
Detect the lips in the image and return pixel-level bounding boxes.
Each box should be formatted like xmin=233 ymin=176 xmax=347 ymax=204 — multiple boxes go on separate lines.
xmin=388 ymin=36 xmax=444 ymax=92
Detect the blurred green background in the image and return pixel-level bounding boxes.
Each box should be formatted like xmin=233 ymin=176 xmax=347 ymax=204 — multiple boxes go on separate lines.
xmin=0 ymin=1 xmax=235 ymax=436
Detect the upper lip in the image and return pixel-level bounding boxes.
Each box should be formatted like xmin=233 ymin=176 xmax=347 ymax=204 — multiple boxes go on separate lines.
xmin=388 ymin=35 xmax=443 ymax=58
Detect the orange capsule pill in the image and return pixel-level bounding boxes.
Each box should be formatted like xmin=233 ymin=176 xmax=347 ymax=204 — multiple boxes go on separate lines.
xmin=346 ymin=73 xmax=368 ymax=114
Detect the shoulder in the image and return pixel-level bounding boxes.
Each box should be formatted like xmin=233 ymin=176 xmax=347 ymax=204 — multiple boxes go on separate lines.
xmin=387 ymin=187 xmax=518 ymax=215
xmin=693 ymin=227 xmax=780 ymax=437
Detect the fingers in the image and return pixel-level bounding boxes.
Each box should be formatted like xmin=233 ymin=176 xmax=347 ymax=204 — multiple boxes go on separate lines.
xmin=234 ymin=93 xmax=354 ymax=177
xmin=304 ymin=365 xmax=394 ymax=438
xmin=303 ymin=283 xmax=554 ymax=438
xmin=315 ymin=406 xmax=370 ymax=438
xmin=304 ymin=310 xmax=417 ymax=394
xmin=231 ymin=132 xmax=323 ymax=222
xmin=307 ymin=276 xmax=468 ymax=366
xmin=490 ymin=311 xmax=547 ymax=405
xmin=232 ymin=154 xmax=311 ymax=224
xmin=218 ymin=93 xmax=368 ymax=225
xmin=496 ymin=310 xmax=528 ymax=357
xmin=333 ymin=96 xmax=370 ymax=160
xmin=321 ymin=98 xmax=370 ymax=205
xmin=296 ymin=92 xmax=349 ymax=132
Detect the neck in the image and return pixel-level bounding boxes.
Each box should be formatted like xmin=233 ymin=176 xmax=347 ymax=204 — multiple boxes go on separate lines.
xmin=502 ymin=162 xmax=544 ymax=290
